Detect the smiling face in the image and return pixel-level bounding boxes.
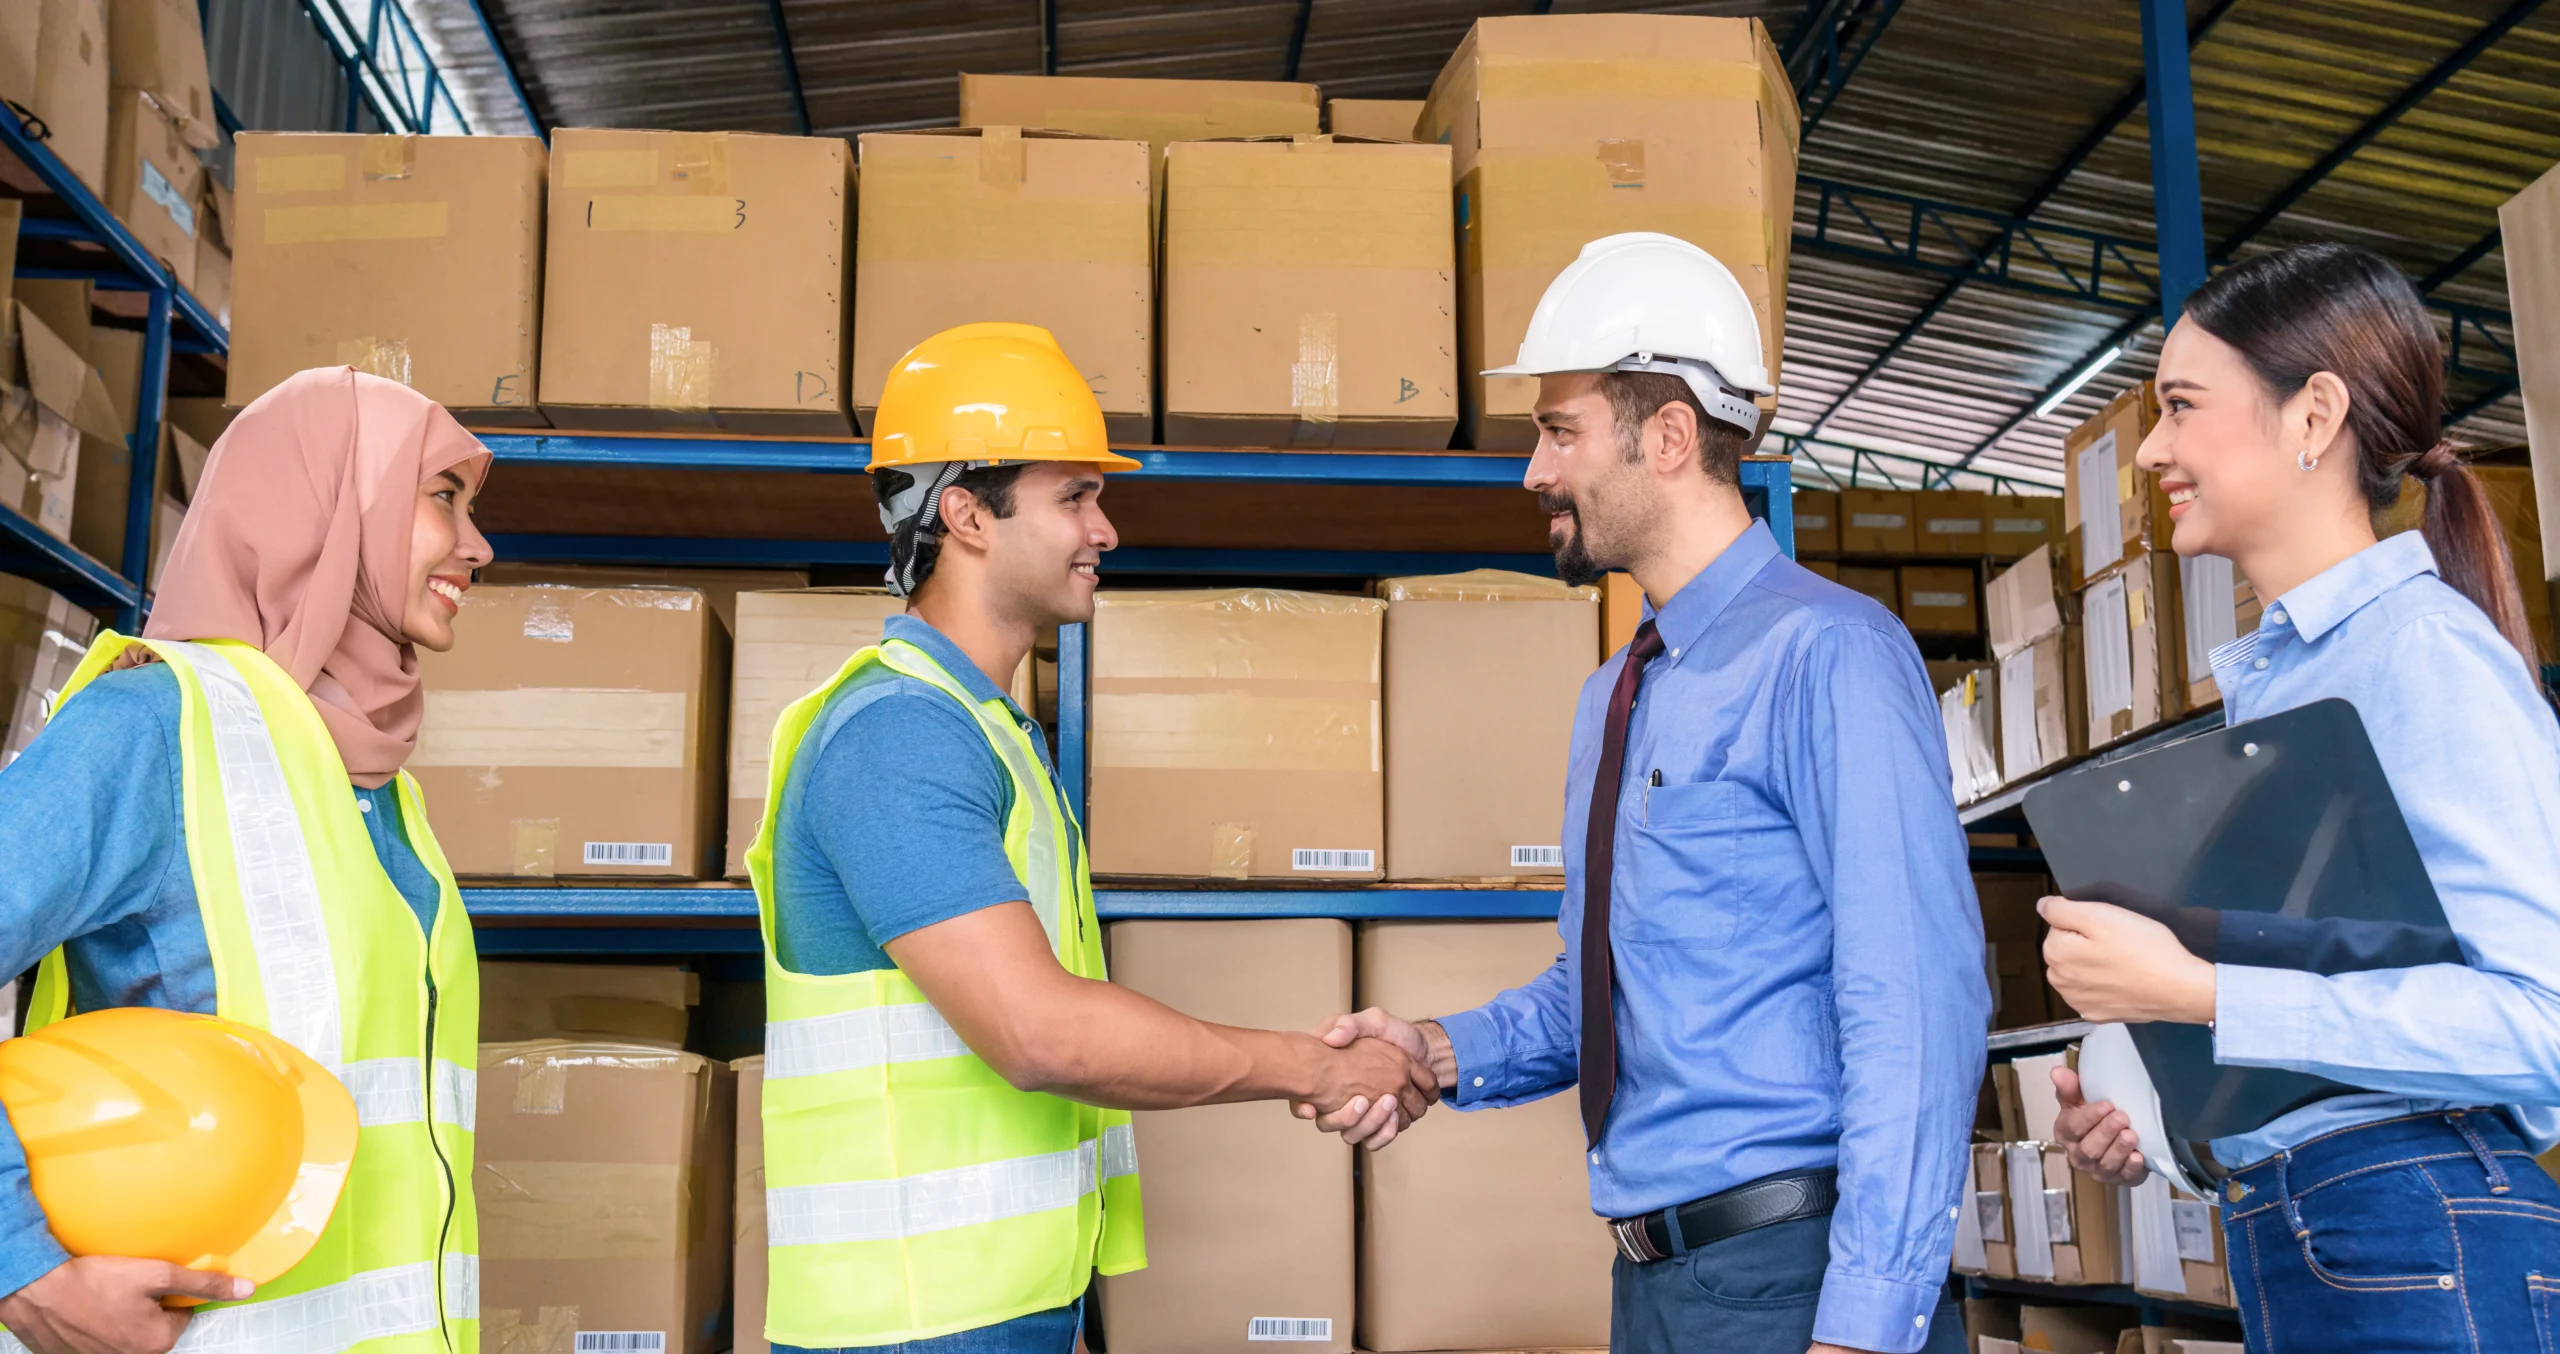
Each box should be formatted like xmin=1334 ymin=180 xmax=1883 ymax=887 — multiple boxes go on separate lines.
xmin=2138 ymin=322 xmax=2336 ymax=562
xmin=1522 ymin=373 xmax=1661 ymax=586
xmin=401 ymin=462 xmax=493 ymax=651
xmin=980 ymin=459 xmax=1117 ymax=627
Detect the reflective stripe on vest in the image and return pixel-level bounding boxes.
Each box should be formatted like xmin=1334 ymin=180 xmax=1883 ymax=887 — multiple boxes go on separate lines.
xmin=340 ymin=1056 xmax=479 ymax=1130
xmin=766 ymin=1123 xmax=1139 ymax=1247
xmin=763 ymin=1001 xmax=969 ymax=1080
xmin=0 ymin=1255 xmax=476 ymax=1354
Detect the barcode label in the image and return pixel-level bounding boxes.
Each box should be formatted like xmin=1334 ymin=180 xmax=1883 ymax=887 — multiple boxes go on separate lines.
xmin=1850 ymin=512 xmax=1907 ymax=529
xmin=1510 ymin=845 xmax=1565 ymax=868
xmin=575 ymin=1336 xmax=666 ymax=1354
xmin=1912 ymin=591 xmax=1969 ymax=608
xmin=1248 ymin=1318 xmax=1333 ymax=1342
xmin=1925 ymin=518 xmax=1982 ymax=535
xmin=1992 ymin=517 xmax=2045 ymax=534
xmin=1291 ymin=848 xmax=1373 ymax=873
xmin=1796 ymin=513 xmax=1830 ymax=530
xmin=584 ymin=841 xmax=673 ymax=867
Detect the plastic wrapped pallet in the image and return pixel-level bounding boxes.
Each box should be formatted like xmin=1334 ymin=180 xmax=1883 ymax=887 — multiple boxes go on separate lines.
xmin=1088 ymin=589 xmax=1384 ymax=880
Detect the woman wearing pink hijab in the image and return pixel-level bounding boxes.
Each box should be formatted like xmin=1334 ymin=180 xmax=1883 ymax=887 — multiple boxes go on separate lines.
xmin=0 ymin=367 xmax=493 ymax=1354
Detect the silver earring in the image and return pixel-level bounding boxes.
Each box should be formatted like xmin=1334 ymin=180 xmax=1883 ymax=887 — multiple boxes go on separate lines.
xmin=2297 ymin=448 xmax=2318 ymax=472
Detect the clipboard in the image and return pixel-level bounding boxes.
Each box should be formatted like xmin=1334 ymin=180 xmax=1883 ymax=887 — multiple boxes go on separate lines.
xmin=2021 ymin=698 xmax=2460 ymax=1144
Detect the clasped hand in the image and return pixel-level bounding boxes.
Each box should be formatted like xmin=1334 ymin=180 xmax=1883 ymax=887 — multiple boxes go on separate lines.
xmin=1291 ymin=1008 xmax=1447 ymax=1150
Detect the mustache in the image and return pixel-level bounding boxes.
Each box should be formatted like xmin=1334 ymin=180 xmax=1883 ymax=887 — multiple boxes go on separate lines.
xmin=1539 ymin=490 xmax=1577 ymax=519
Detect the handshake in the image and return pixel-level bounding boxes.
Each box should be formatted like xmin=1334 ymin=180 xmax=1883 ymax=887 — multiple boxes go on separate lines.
xmin=1288 ymin=1008 xmax=1455 ymax=1151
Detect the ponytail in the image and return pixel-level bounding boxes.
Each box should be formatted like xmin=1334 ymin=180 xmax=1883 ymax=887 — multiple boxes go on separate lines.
xmin=2182 ymin=243 xmax=2539 ymax=665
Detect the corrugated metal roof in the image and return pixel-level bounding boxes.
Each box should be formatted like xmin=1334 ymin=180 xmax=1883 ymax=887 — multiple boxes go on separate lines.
xmin=398 ymin=0 xmax=2560 ymax=482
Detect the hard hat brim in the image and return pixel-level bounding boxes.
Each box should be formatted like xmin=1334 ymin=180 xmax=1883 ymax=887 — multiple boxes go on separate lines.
xmin=211 ymin=1021 xmax=359 ymax=1286
xmin=862 ymin=444 xmax=1144 ymax=474
xmin=1481 ymin=359 xmax=1777 ymax=398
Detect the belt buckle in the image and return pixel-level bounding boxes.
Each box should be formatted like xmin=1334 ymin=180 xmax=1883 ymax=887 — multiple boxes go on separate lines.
xmin=1610 ymin=1216 xmax=1665 ymax=1264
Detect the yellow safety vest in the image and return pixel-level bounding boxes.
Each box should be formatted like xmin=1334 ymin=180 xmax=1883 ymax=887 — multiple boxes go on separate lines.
xmin=26 ymin=634 xmax=480 ymax=1354
xmin=748 ymin=636 xmax=1144 ymax=1349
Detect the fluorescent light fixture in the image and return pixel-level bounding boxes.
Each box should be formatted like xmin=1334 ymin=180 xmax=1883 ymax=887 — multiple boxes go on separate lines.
xmin=2036 ymin=345 xmax=2126 ymax=419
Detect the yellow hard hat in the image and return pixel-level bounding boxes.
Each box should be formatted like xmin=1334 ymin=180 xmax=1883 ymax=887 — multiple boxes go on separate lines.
xmin=867 ymin=322 xmax=1141 ymax=473
xmin=0 ymin=1008 xmax=358 ymax=1284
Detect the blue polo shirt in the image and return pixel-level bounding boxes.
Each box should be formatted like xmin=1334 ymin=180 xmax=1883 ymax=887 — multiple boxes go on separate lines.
xmin=768 ymin=614 xmax=1069 ymax=975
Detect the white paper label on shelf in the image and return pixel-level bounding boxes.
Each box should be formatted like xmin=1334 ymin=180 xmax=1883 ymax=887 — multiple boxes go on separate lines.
xmin=574 ymin=1336 xmax=666 ymax=1354
xmin=2005 ymin=1143 xmax=2054 ymax=1278
xmin=2181 ymin=551 xmax=2238 ymax=680
xmin=1510 ymin=845 xmax=1564 ymax=868
xmin=141 ymin=161 xmax=198 ymax=238
xmin=2173 ymin=1198 xmax=2219 ymax=1262
xmin=1912 ymin=591 xmax=1969 ymax=609
xmin=2077 ymin=431 xmax=2122 ymax=575
xmin=1247 ymin=1318 xmax=1332 ymax=1342
xmin=1975 ymin=1188 xmax=2008 ymax=1244
xmin=1797 ymin=513 xmax=1830 ymax=530
xmin=2044 ymin=1187 xmax=2075 ymax=1244
xmin=1850 ymin=512 xmax=1907 ymax=529
xmin=2129 ymin=1173 xmax=2187 ymax=1294
xmin=1992 ymin=517 xmax=2045 ymax=536
xmin=583 ymin=841 xmax=673 ymax=868
xmin=1926 ymin=518 xmax=1981 ymax=535
xmin=2084 ymin=572 xmax=2134 ymax=724
xmin=1291 ymin=848 xmax=1373 ymax=873
xmin=1998 ymin=645 xmax=2041 ymax=783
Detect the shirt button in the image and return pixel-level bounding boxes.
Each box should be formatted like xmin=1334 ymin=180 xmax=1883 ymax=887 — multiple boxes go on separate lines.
xmin=1915 ymin=1316 xmax=1928 ymax=1329
xmin=357 ymin=799 xmax=373 ymax=814
xmin=1670 ymin=647 xmax=1681 ymax=659
xmin=1590 ymin=1152 xmax=1601 ymax=1165
xmin=1472 ymin=1076 xmax=1484 ymax=1088
xmin=2253 ymin=657 xmax=2269 ymax=670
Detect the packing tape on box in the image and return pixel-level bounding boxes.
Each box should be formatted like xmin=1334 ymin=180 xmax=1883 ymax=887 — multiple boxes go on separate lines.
xmin=1476 ymin=56 xmax=1769 ymax=101
xmin=1090 ymin=691 xmax=1378 ymax=773
xmin=978 ymin=124 xmax=1025 ymax=188
xmin=591 ymin=196 xmax=744 ymax=232
xmin=1377 ymin=569 xmax=1600 ymax=602
xmin=262 ymin=202 xmax=450 ymax=245
xmin=673 ymin=132 xmax=730 ymax=193
xmin=1209 ymin=821 xmax=1254 ymax=880
xmin=253 ymin=152 xmax=346 ymax=194
xmin=1162 ymin=156 xmax=1448 ymax=268
xmin=546 ymin=995 xmax=690 ymax=1046
xmin=412 ymin=689 xmax=691 ymax=769
xmin=1598 ymin=138 xmax=1646 ymax=186
xmin=1292 ymin=312 xmax=1340 ymax=434
xmin=1470 ymin=166 xmax=1776 ymax=269
xmin=361 ymin=135 xmax=415 ymax=181
xmin=512 ymin=818 xmax=557 ymax=879
xmin=857 ymin=193 xmax=1146 ymax=264
xmin=564 ymin=147 xmax=661 ymax=188
xmin=483 ymin=1306 xmax=579 ymax=1354
xmin=488 ymin=1040 xmax=697 ymax=1115
xmin=475 ymin=1161 xmax=686 ymax=1259
xmin=335 ymin=336 xmax=413 ymax=387
xmin=649 ymin=323 xmax=716 ymax=410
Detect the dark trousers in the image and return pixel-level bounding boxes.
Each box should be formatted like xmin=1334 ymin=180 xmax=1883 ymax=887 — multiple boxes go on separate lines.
xmin=1609 ymin=1213 xmax=1963 ymax=1354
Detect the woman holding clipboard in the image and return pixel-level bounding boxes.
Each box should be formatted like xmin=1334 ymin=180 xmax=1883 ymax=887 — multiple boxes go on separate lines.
xmin=2039 ymin=242 xmax=2560 ymax=1352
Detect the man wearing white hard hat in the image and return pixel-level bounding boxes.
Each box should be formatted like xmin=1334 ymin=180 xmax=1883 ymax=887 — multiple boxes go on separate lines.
xmin=1311 ymin=234 xmax=1987 ymax=1354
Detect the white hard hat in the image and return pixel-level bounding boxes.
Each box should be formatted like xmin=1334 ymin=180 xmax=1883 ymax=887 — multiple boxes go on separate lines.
xmin=1485 ymin=232 xmax=1771 ymax=435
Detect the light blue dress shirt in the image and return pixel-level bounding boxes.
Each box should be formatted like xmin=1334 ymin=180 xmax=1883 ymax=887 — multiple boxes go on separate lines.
xmin=1435 ymin=522 xmax=1990 ymax=1354
xmin=2210 ymin=530 xmax=2560 ymax=1167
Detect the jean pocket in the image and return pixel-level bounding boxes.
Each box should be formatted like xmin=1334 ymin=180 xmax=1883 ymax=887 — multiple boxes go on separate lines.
xmin=2291 ymin=1162 xmax=2458 ymax=1291
xmin=2533 ymin=1273 xmax=2560 ymax=1354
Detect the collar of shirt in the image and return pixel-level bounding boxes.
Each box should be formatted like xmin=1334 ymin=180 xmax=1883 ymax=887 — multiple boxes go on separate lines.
xmin=2273 ymin=530 xmax=2440 ymax=644
xmin=883 ymin=613 xmax=1025 ymax=717
xmin=1643 ymin=519 xmax=1781 ymax=665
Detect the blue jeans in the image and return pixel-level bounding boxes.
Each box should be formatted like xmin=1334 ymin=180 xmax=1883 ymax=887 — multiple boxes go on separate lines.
xmin=774 ymin=1301 xmax=1080 ymax=1354
xmin=1610 ymin=1213 xmax=1963 ymax=1353
xmin=2222 ymin=1110 xmax=2560 ymax=1353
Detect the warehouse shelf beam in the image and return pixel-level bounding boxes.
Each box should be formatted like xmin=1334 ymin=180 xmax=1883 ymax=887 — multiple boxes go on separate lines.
xmin=764 ymin=0 xmax=814 ymax=136
xmin=1779 ymin=0 xmax=1905 ymax=131
xmin=1956 ymin=706 xmax=2227 ymax=827
xmin=483 ymin=534 xmax=1563 ymax=578
xmin=458 ymin=0 xmax=545 ymax=137
xmin=1962 ymin=1276 xmax=2237 ymax=1326
xmin=1799 ymin=0 xmax=2245 ymax=440
xmin=460 ymin=886 xmax=1566 ymax=929
xmin=1282 ymin=0 xmax=1315 ymax=82
xmin=2138 ymin=0 xmax=2208 ymax=322
xmin=1 ymin=126 xmax=228 ymax=351
xmin=300 ymin=0 xmax=471 ymax=134
xmin=2419 ymin=225 xmax=2503 ymax=293
xmin=1765 ymin=432 xmax=2057 ymax=495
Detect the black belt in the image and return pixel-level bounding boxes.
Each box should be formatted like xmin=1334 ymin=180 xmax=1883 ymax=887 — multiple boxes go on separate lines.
xmin=1608 ymin=1167 xmax=1839 ymax=1264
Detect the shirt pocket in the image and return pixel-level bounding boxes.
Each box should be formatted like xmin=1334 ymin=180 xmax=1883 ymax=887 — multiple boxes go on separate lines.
xmin=1623 ymin=778 xmax=1749 ymax=949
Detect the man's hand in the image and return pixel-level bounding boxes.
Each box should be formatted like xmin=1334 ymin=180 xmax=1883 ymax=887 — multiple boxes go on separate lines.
xmin=2040 ymin=896 xmax=2216 ymax=1024
xmin=0 ymin=1256 xmax=253 ymax=1354
xmin=1288 ymin=1009 xmax=1460 ymax=1150
xmin=1298 ymin=1035 xmax=1437 ymax=1150
xmin=2051 ymin=1064 xmax=2149 ymax=1187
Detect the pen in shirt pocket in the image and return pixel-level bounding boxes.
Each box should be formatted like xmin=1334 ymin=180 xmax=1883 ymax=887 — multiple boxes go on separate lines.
xmin=1644 ymin=768 xmax=1662 ymax=823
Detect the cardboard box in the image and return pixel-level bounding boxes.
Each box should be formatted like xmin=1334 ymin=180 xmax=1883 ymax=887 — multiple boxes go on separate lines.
xmin=1953 ymin=1150 xmax=1993 ymax=1275
xmin=1988 ymin=493 xmax=2065 ymax=560
xmin=2177 ymin=551 xmax=2242 ymax=709
xmin=1978 ymin=873 xmax=2051 ymax=1031
xmin=230 ymin=133 xmax=548 ymax=421
xmin=2080 ymin=549 xmax=2184 ymax=749
xmin=2480 ymin=465 xmax=2554 ymax=662
xmin=474 ymin=564 xmax=810 ymax=639
xmin=1836 ymin=565 xmax=1898 ymax=614
xmin=1357 ymin=922 xmax=1610 ymax=1351
xmin=1901 ymin=564 xmax=1978 ymax=634
xmin=2505 ymin=162 xmax=2560 ymax=608
xmin=104 ymin=87 xmax=202 ymax=288
xmin=724 ymin=588 xmax=902 ymax=878
xmin=0 ymin=574 xmax=97 ymax=765
xmin=1988 ymin=546 xmax=2067 ymax=659
xmin=5 ymin=301 xmax=123 ymax=545
xmin=734 ymin=1055 xmax=767 ymax=1354
xmin=852 ymin=128 xmax=1150 ymax=442
xmin=2128 ymin=1177 xmax=2233 ymax=1306
xmin=1103 ymin=920 xmax=1355 ymax=1354
xmin=192 ymin=178 xmax=231 ymax=327
xmin=476 ymin=1042 xmax=735 ymax=1354
xmin=479 ymin=961 xmax=701 ymax=1048
xmin=1940 ymin=667 xmax=1999 ymax=804
xmin=2062 ymin=384 xmax=2169 ymax=588
xmin=0 ymin=0 xmax=111 ymax=195
xmin=1600 ymin=572 xmax=1642 ymax=659
xmin=1382 ymin=571 xmax=1595 ymax=880
xmin=1161 ymin=136 xmax=1456 ymax=449
xmin=2046 ymin=1144 xmax=2126 ymax=1285
xmin=2018 ymin=1303 xmax=2131 ymax=1354
xmin=1840 ymin=488 xmax=1915 ymax=555
xmin=1916 ymin=489 xmax=1988 ymax=557
xmin=413 ymin=585 xmax=727 ymax=879
xmin=1972 ymin=1142 xmax=2015 ymax=1279
xmin=104 ymin=0 xmax=214 ymax=148
xmin=1964 ymin=1297 xmax=2022 ymax=1346
xmin=1793 ymin=488 xmax=1839 ymax=555
xmin=541 ymin=128 xmax=851 ymax=433
xmin=956 ymin=72 xmax=1320 ymax=217
xmin=1418 ymin=15 xmax=1795 ymax=449
xmin=1998 ymin=626 xmax=2082 ymax=785
xmin=1326 ymin=98 xmax=1424 ymax=140
xmin=1088 ymin=589 xmax=1384 ymax=879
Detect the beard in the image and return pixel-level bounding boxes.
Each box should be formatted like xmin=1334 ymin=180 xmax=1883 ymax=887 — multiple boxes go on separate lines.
xmin=1542 ymin=489 xmax=1605 ymax=587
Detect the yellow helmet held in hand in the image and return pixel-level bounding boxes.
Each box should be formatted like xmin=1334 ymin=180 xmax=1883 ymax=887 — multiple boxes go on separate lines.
xmin=866 ymin=322 xmax=1141 ymax=472
xmin=0 ymin=1007 xmax=359 ymax=1284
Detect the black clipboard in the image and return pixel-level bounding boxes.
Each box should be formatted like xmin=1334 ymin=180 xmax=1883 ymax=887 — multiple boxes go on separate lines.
xmin=2021 ymin=698 xmax=2461 ymax=1142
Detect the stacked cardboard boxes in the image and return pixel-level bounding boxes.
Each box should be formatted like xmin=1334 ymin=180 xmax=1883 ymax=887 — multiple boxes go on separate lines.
xmin=733 ymin=1056 xmax=768 ymax=1354
xmin=105 ymin=85 xmax=205 ymax=287
xmin=1797 ymin=487 xmax=2058 ymax=562
xmin=1794 ymin=488 xmax=1839 ymax=553
xmin=0 ymin=0 xmax=111 ymax=196
xmin=1988 ymin=545 xmax=2082 ymax=785
xmin=1326 ymin=98 xmax=1424 ymax=140
xmin=723 ymin=588 xmax=905 ymax=876
xmin=957 ymin=73 xmax=1321 ymax=212
xmin=1160 ymin=135 xmax=1455 ymax=449
xmin=1418 ymin=15 xmax=1797 ymax=450
xmin=1939 ymin=665 xmax=2000 ymax=805
xmin=480 ymin=960 xmax=701 ymax=1048
xmin=0 ymin=574 xmax=97 ymax=763
xmin=2502 ymin=159 xmax=2560 ymax=634
xmin=4 ymin=297 xmax=123 ymax=547
xmin=853 ymin=128 xmax=1152 ymax=441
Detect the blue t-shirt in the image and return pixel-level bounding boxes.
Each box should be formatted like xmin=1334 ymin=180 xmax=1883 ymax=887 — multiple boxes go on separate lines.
xmin=769 ymin=614 xmax=1068 ymax=975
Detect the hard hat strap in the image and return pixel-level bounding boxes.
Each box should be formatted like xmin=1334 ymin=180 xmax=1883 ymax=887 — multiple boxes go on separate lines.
xmin=1609 ymin=355 xmax=1764 ymax=437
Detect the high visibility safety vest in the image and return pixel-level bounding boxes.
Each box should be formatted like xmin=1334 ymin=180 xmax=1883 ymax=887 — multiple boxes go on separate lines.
xmin=23 ymin=635 xmax=480 ymax=1354
xmin=748 ymin=636 xmax=1145 ymax=1349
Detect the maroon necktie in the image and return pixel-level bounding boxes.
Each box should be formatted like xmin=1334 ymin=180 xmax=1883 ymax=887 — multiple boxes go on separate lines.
xmin=1581 ymin=618 xmax=1665 ymax=1149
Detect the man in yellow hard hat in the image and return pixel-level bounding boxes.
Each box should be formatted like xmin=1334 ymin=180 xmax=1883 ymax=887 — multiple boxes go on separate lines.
xmin=744 ymin=322 xmax=1437 ymax=1354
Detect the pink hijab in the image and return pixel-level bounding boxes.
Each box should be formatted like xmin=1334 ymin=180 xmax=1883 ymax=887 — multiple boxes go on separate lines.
xmin=146 ymin=367 xmax=491 ymax=787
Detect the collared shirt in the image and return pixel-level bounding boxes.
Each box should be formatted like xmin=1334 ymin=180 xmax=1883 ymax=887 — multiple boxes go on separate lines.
xmin=2210 ymin=530 xmax=2560 ymax=1166
xmin=772 ymin=613 xmax=1076 ymax=975
xmin=1435 ymin=521 xmax=1989 ymax=1354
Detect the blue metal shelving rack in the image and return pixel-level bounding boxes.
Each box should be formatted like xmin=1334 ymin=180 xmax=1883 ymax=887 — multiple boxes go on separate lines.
xmin=459 ymin=433 xmax=1799 ymax=943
